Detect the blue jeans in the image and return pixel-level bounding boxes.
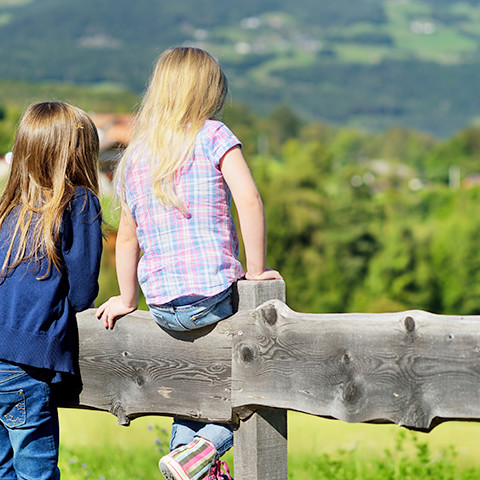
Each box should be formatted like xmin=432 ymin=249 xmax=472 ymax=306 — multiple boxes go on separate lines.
xmin=170 ymin=419 xmax=233 ymax=457
xmin=149 ymin=286 xmax=234 ymax=456
xmin=149 ymin=286 xmax=233 ymax=332
xmin=0 ymin=360 xmax=60 ymax=480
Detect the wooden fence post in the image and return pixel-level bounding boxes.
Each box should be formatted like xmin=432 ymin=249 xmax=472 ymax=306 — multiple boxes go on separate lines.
xmin=232 ymin=279 xmax=288 ymax=480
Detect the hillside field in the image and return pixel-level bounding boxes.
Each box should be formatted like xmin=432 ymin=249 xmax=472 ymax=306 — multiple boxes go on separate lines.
xmin=2 ymin=0 xmax=480 ymax=136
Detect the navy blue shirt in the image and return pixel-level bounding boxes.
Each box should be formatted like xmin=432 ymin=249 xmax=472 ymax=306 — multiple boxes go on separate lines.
xmin=0 ymin=188 xmax=102 ymax=378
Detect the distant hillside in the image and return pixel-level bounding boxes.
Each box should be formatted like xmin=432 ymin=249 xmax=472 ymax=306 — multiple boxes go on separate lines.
xmin=2 ymin=0 xmax=480 ymax=137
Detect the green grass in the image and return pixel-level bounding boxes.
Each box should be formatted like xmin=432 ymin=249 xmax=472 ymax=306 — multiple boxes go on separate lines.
xmin=0 ymin=79 xmax=137 ymax=116
xmin=58 ymin=409 xmax=480 ymax=479
xmin=334 ymin=44 xmax=393 ymax=64
xmin=331 ymin=0 xmax=480 ymax=65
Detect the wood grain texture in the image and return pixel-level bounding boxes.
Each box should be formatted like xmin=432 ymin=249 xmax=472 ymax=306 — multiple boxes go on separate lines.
xmin=231 ymin=301 xmax=480 ymax=431
xmin=76 ymin=308 xmax=237 ymax=425
xmin=72 ymin=288 xmax=480 ymax=431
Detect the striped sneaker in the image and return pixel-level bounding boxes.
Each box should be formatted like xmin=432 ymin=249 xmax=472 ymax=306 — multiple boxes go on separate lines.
xmin=208 ymin=459 xmax=233 ymax=480
xmin=159 ymin=437 xmax=217 ymax=480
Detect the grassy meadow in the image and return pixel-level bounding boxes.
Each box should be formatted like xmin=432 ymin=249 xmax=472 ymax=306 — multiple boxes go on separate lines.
xmin=58 ymin=408 xmax=480 ymax=479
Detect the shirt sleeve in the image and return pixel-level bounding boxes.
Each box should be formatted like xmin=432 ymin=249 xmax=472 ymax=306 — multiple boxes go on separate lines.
xmin=61 ymin=188 xmax=103 ymax=312
xmin=208 ymin=122 xmax=242 ymax=168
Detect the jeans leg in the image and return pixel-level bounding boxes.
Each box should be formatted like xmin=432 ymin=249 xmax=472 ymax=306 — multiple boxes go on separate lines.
xmin=0 ymin=361 xmax=60 ymax=480
xmin=169 ymin=418 xmax=198 ymax=451
xmin=10 ymin=391 xmax=60 ymax=480
xmin=170 ymin=418 xmax=233 ymax=457
xmin=0 ymin=424 xmax=15 ymax=480
xmin=194 ymin=422 xmax=233 ymax=457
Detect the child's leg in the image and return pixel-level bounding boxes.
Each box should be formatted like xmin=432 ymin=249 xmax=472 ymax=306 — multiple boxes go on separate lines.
xmin=153 ymin=288 xmax=234 ymax=479
xmin=190 ymin=422 xmax=233 ymax=458
xmin=160 ymin=420 xmax=233 ymax=480
xmin=170 ymin=419 xmax=233 ymax=456
xmin=0 ymin=424 xmax=15 ymax=479
xmin=170 ymin=418 xmax=198 ymax=451
xmin=0 ymin=361 xmax=60 ymax=480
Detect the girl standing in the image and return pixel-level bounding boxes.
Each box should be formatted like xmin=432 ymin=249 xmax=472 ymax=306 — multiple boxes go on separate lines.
xmin=0 ymin=101 xmax=103 ymax=479
xmin=96 ymin=47 xmax=281 ymax=480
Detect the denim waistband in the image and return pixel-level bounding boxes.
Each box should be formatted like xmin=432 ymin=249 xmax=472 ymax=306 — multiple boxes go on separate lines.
xmin=152 ymin=286 xmax=232 ymax=310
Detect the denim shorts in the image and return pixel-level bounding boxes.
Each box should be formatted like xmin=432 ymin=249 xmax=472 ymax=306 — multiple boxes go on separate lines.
xmin=170 ymin=418 xmax=233 ymax=457
xmin=149 ymin=286 xmax=233 ymax=332
xmin=0 ymin=360 xmax=60 ymax=480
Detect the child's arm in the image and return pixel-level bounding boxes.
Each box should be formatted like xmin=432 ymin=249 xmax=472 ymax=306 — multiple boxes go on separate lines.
xmin=220 ymin=146 xmax=282 ymax=281
xmin=95 ymin=206 xmax=140 ymax=328
xmin=63 ymin=189 xmax=103 ymax=311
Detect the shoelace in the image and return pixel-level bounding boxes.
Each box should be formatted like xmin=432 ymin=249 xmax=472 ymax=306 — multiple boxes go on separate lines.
xmin=208 ymin=459 xmax=233 ymax=480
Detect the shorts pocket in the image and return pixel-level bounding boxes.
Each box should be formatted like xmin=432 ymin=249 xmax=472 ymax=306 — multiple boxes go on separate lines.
xmin=0 ymin=369 xmax=26 ymax=385
xmin=190 ymin=294 xmax=233 ymax=325
xmin=0 ymin=390 xmax=26 ymax=428
xmin=190 ymin=303 xmax=217 ymax=323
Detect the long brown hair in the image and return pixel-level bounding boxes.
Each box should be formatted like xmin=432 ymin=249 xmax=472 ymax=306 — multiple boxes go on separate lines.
xmin=116 ymin=47 xmax=228 ymax=213
xmin=0 ymin=101 xmax=100 ymax=278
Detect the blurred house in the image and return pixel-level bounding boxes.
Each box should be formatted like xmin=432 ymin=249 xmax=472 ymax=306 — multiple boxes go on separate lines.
xmin=90 ymin=113 xmax=135 ymax=177
xmin=0 ymin=153 xmax=9 ymax=179
xmin=463 ymin=173 xmax=480 ymax=189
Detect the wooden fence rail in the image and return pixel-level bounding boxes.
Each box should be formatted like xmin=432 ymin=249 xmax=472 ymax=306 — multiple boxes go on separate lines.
xmin=69 ymin=279 xmax=480 ymax=480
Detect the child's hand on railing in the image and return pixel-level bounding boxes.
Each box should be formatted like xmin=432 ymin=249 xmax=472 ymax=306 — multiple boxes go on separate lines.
xmin=95 ymin=296 xmax=137 ymax=330
xmin=245 ymin=268 xmax=283 ymax=281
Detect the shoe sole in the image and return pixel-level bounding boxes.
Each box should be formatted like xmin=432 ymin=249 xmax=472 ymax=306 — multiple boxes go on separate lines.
xmin=159 ymin=456 xmax=190 ymax=480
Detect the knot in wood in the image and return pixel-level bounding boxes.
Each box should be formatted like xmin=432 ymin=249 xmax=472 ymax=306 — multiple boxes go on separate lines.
xmin=343 ymin=380 xmax=362 ymax=405
xmin=260 ymin=304 xmax=278 ymax=326
xmin=240 ymin=344 xmax=255 ymax=364
xmin=135 ymin=374 xmax=145 ymax=387
xmin=404 ymin=316 xmax=415 ymax=333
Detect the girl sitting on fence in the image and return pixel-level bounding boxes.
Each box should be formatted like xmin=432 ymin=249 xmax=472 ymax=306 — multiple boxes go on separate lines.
xmin=95 ymin=47 xmax=281 ymax=480
xmin=0 ymin=101 xmax=103 ymax=479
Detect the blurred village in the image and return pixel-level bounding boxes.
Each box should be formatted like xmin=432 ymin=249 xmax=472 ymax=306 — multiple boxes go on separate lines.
xmin=0 ymin=113 xmax=135 ymax=195
xmin=2 ymin=112 xmax=480 ymax=192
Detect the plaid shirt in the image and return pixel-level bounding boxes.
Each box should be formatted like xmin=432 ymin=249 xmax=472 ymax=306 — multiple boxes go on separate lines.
xmin=124 ymin=120 xmax=245 ymax=305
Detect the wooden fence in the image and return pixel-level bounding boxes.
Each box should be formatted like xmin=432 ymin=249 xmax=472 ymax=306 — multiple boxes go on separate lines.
xmin=70 ymin=279 xmax=480 ymax=480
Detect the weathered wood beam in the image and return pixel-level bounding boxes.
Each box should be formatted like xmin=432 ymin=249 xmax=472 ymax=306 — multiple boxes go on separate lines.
xmin=75 ymin=309 xmax=237 ymax=425
xmin=231 ymin=301 xmax=480 ymax=431
xmin=73 ymin=283 xmax=480 ymax=433
xmin=74 ymin=280 xmax=286 ymax=426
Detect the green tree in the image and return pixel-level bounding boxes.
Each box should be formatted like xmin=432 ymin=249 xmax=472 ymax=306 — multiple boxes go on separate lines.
xmin=425 ymin=126 xmax=480 ymax=184
xmin=267 ymin=104 xmax=302 ymax=154
xmin=223 ymin=102 xmax=260 ymax=158
xmin=430 ymin=188 xmax=480 ymax=314
xmin=253 ymin=138 xmax=331 ymax=311
xmin=354 ymin=223 xmax=438 ymax=313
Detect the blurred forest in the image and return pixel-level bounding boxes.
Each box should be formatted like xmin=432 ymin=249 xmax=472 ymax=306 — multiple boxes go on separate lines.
xmin=2 ymin=93 xmax=480 ymax=316
xmin=222 ymin=103 xmax=480 ymax=315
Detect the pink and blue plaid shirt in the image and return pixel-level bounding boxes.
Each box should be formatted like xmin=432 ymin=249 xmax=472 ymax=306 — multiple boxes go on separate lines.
xmin=123 ymin=120 xmax=245 ymax=305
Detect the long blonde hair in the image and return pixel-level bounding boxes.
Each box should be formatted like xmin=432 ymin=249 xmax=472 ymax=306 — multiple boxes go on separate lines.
xmin=0 ymin=101 xmax=100 ymax=279
xmin=117 ymin=47 xmax=228 ymax=211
